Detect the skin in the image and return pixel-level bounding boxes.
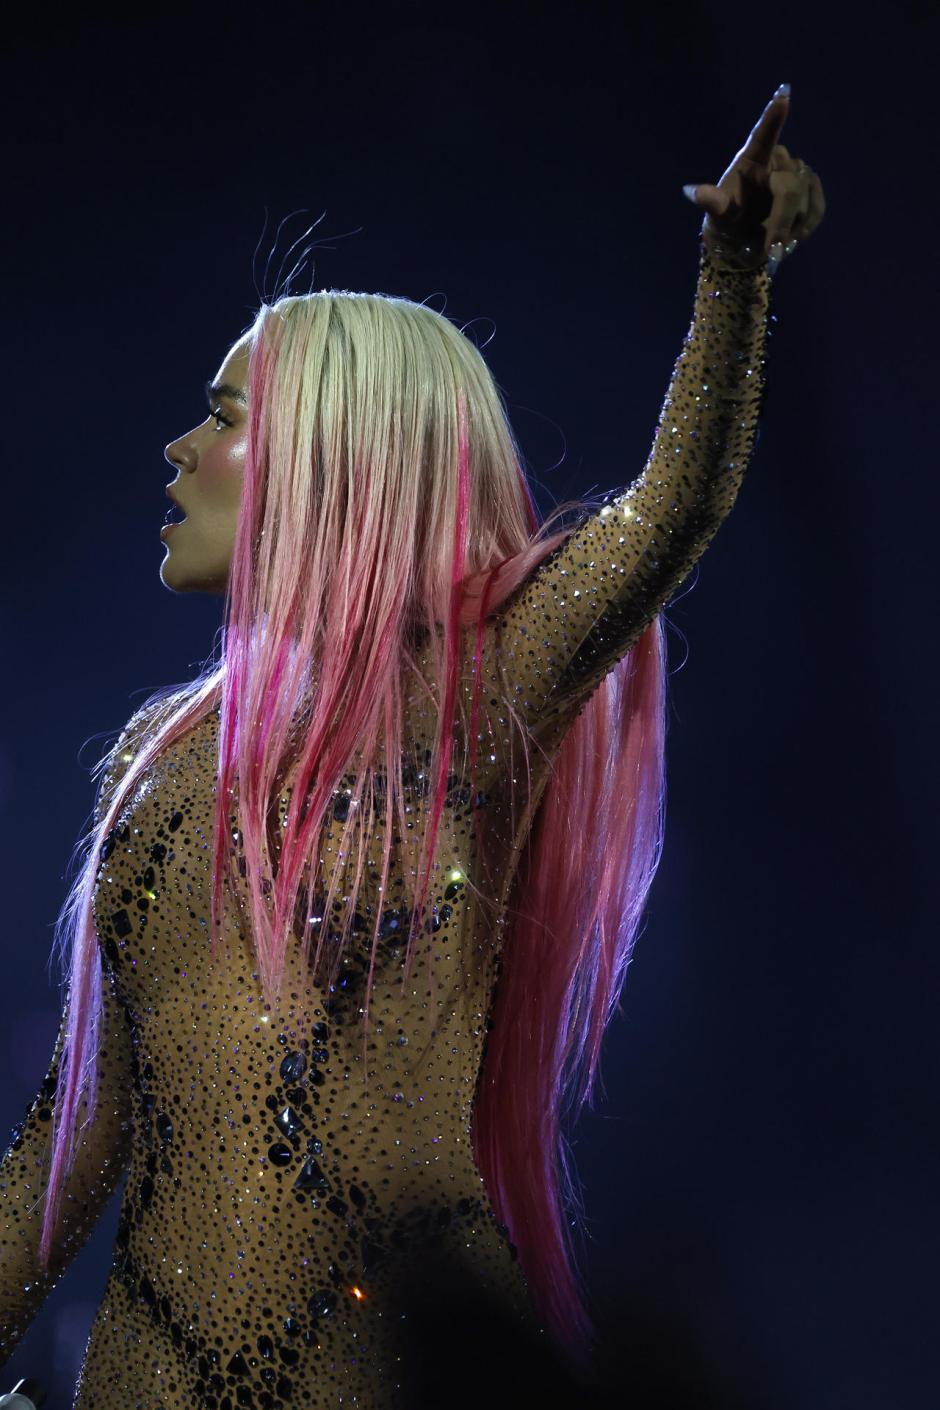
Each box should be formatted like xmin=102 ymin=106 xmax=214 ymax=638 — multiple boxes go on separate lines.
xmin=690 ymin=88 xmax=825 ymax=266
xmin=161 ymin=334 xmax=251 ymax=595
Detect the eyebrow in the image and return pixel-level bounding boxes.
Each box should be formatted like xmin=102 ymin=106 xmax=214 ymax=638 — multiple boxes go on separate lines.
xmin=205 ymin=379 xmax=248 ymax=408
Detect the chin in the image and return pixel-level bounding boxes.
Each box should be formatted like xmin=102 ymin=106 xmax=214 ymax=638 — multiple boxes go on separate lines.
xmin=159 ymin=563 xmax=224 ymax=595
xmin=160 ymin=547 xmax=230 ymax=596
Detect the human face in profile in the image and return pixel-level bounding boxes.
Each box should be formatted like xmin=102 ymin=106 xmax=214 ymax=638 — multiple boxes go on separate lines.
xmin=161 ymin=335 xmax=250 ymax=594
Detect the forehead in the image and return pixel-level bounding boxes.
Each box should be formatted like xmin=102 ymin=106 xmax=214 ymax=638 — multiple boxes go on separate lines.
xmin=213 ymin=334 xmax=251 ymax=385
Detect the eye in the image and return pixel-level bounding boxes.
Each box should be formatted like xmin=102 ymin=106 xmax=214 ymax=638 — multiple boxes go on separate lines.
xmin=207 ymin=406 xmax=231 ymax=430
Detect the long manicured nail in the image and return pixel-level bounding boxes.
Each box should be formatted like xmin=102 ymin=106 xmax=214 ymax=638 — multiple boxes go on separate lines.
xmin=775 ymin=83 xmax=791 ymax=98
xmin=767 ymin=241 xmax=784 ymax=276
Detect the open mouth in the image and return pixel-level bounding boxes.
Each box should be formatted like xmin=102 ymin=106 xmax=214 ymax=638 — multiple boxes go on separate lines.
xmin=164 ymin=504 xmax=187 ymax=525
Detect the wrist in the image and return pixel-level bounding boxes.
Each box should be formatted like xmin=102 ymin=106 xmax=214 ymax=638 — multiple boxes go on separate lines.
xmin=700 ymin=229 xmax=768 ymax=273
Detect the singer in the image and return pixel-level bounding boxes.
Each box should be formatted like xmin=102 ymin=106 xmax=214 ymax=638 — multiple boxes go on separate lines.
xmin=0 ymin=87 xmax=823 ymax=1408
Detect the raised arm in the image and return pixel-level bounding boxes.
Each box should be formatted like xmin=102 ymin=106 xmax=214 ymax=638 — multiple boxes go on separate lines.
xmin=490 ymin=239 xmax=771 ymax=737
xmin=488 ymin=85 xmax=824 ymax=740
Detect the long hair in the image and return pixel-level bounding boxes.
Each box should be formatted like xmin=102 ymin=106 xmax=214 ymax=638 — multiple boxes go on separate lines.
xmin=37 ymin=282 xmax=667 ymax=1378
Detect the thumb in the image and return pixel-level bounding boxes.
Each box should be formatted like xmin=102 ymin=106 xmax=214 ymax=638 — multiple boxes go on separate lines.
xmin=683 ymin=183 xmax=727 ymax=217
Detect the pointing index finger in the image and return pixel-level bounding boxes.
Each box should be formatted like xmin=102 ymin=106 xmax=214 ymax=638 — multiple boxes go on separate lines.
xmin=741 ymin=92 xmax=790 ymax=166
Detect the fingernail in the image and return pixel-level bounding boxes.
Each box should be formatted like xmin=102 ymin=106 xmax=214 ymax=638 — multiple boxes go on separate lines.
xmin=682 ymin=184 xmax=698 ymax=203
xmin=774 ymin=83 xmax=791 ymax=98
xmin=767 ymin=246 xmax=782 ymax=277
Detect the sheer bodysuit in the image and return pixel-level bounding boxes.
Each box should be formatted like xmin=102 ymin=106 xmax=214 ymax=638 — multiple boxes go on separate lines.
xmin=0 ymin=239 xmax=772 ymax=1408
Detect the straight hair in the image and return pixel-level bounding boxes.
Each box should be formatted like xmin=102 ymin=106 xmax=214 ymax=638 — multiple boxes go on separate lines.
xmin=38 ymin=284 xmax=666 ymax=1381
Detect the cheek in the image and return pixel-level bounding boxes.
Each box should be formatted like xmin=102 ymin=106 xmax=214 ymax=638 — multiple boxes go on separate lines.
xmin=203 ymin=432 xmax=247 ymax=508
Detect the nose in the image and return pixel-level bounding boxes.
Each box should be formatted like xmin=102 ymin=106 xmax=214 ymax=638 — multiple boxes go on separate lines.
xmin=164 ymin=435 xmax=193 ymax=472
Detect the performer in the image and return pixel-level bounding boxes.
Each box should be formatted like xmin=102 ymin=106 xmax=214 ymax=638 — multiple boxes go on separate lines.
xmin=0 ymin=85 xmax=823 ymax=1407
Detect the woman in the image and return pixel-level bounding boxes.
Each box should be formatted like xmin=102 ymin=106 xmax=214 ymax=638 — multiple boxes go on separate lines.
xmin=0 ymin=86 xmax=823 ymax=1408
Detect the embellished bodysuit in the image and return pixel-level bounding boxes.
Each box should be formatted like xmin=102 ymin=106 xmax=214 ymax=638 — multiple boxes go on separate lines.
xmin=0 ymin=240 xmax=773 ymax=1408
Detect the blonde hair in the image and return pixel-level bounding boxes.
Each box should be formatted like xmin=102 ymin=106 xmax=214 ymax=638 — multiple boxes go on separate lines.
xmin=40 ymin=282 xmax=666 ymax=1382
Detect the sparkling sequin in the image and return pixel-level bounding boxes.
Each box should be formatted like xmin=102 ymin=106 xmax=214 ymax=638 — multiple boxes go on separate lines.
xmin=0 ymin=241 xmax=770 ymax=1407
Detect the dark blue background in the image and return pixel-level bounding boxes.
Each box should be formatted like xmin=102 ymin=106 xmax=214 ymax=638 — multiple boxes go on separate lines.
xmin=2 ymin=4 xmax=936 ymax=1406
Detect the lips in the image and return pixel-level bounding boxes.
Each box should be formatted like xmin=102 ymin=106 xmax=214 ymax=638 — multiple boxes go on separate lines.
xmin=164 ymin=486 xmax=187 ymax=523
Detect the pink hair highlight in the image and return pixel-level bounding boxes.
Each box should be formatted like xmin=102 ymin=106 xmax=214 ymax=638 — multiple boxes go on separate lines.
xmin=36 ymin=288 xmax=667 ymax=1384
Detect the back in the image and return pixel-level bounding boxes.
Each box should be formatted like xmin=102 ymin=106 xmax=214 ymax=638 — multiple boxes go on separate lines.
xmin=1 ymin=238 xmax=772 ymax=1407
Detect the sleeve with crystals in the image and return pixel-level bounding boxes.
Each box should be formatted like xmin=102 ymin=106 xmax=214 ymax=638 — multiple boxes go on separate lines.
xmin=0 ymin=710 xmax=151 ymax=1366
xmin=490 ymin=239 xmax=773 ymax=738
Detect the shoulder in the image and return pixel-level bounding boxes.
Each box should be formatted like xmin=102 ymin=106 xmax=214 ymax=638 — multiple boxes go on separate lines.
xmin=94 ymin=691 xmax=184 ymax=825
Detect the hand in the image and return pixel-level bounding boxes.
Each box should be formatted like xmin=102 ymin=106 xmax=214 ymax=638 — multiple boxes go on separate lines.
xmin=684 ymin=87 xmax=826 ymax=271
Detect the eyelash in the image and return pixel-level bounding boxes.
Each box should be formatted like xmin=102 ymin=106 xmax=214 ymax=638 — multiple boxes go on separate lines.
xmin=208 ymin=406 xmax=230 ymax=430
